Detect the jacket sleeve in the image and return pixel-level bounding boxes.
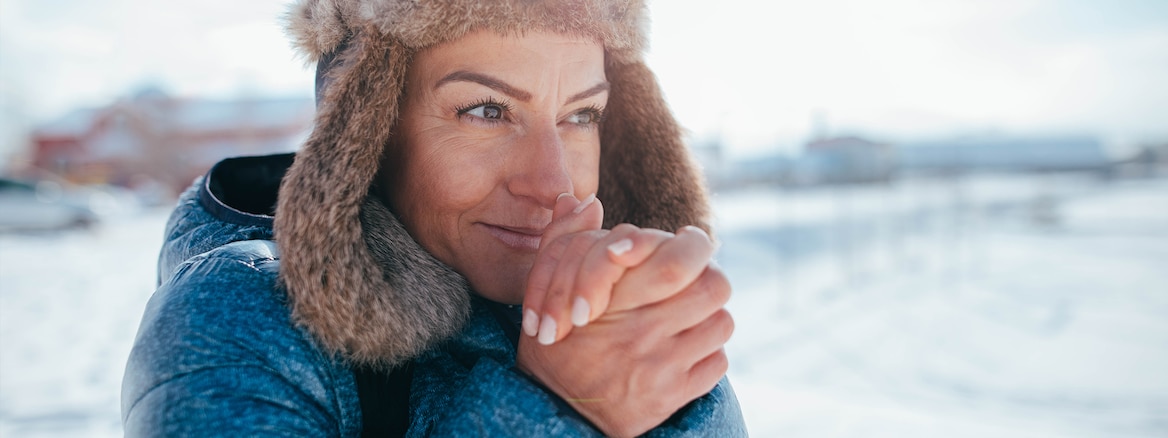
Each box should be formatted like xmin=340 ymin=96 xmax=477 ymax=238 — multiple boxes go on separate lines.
xmin=121 ymin=243 xmax=361 ymax=437
xmin=409 ymin=355 xmax=747 ymax=437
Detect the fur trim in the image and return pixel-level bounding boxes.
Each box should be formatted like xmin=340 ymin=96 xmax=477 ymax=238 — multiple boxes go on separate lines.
xmin=285 ymin=0 xmax=646 ymax=63
xmin=599 ymin=58 xmax=712 ymax=233
xmin=277 ymin=0 xmax=711 ymax=368
xmin=357 ymin=193 xmax=471 ymax=367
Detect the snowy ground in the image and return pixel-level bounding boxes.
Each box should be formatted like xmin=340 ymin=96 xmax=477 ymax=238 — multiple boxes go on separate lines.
xmin=717 ymin=174 xmax=1168 ymax=437
xmin=1 ymin=173 xmax=1166 ymax=436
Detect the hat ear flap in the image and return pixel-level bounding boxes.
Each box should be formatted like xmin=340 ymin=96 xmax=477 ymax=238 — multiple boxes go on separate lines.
xmin=276 ymin=28 xmax=468 ymax=367
xmin=599 ymin=59 xmax=712 ymax=234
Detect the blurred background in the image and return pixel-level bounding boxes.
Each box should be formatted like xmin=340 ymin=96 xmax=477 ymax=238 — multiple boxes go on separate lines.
xmin=1 ymin=0 xmax=1166 ymax=436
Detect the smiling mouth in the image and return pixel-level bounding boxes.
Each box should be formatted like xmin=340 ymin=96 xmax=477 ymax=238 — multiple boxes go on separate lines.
xmin=480 ymin=223 xmax=543 ymax=251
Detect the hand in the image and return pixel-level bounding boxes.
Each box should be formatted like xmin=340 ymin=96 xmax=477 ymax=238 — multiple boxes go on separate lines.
xmin=516 ymin=193 xmax=734 ymax=436
xmin=516 ymin=264 xmax=734 ymax=437
xmin=522 ymin=194 xmax=718 ymax=345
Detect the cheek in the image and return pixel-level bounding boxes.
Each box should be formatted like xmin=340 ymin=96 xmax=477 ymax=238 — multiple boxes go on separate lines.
xmin=396 ymin=135 xmax=503 ymax=250
xmin=564 ymin=131 xmax=601 ymax=194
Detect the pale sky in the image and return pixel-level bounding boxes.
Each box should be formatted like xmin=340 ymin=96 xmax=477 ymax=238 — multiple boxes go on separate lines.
xmin=2 ymin=0 xmax=1166 ymax=161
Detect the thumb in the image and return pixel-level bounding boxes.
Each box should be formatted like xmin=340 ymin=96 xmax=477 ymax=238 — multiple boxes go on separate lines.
xmin=541 ymin=193 xmax=603 ymax=250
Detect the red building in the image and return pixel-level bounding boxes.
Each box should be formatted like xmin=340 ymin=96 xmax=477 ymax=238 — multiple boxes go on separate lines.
xmin=28 ymin=89 xmax=314 ymax=197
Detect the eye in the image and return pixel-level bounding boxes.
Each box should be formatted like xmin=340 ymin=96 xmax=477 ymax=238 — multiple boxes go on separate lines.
xmin=465 ymin=103 xmax=505 ymax=120
xmin=456 ymin=98 xmax=512 ymax=122
xmin=566 ymin=106 xmax=604 ymax=126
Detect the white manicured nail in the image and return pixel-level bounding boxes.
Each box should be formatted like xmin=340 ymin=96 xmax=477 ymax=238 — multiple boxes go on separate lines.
xmin=571 ymin=297 xmax=591 ymax=327
xmin=523 ymin=309 xmax=539 ymax=337
xmin=607 ymin=238 xmax=634 ymax=256
xmin=538 ymin=315 xmax=557 ymax=345
xmin=557 ymin=192 xmax=575 ymax=202
xmin=572 ymin=193 xmax=597 ymax=214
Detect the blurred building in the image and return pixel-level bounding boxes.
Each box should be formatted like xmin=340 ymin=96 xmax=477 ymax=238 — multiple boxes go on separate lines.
xmin=719 ymin=154 xmax=794 ymax=188
xmin=794 ymin=136 xmax=895 ymax=185
xmin=26 ymin=89 xmax=314 ymax=197
xmin=898 ymin=134 xmax=1112 ymax=174
xmin=714 ymin=136 xmax=894 ymax=189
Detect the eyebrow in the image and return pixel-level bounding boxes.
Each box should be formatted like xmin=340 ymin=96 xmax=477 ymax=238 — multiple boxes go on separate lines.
xmin=566 ymin=82 xmax=610 ymax=105
xmin=435 ymin=70 xmax=609 ymax=105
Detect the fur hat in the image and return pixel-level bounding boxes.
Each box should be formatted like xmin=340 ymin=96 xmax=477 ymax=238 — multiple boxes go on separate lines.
xmin=275 ymin=0 xmax=711 ymax=369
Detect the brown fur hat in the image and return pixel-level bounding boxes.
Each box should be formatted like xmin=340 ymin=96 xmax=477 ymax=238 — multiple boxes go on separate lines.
xmin=275 ymin=0 xmax=711 ymax=369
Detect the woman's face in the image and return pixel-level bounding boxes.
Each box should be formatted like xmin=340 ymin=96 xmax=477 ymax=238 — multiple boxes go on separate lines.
xmin=382 ymin=30 xmax=607 ymax=304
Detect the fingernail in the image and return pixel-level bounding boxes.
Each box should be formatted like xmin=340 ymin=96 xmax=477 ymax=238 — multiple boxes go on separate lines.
xmin=538 ymin=315 xmax=557 ymax=345
xmin=571 ymin=297 xmax=591 ymax=327
xmin=523 ymin=309 xmax=539 ymax=337
xmin=607 ymin=238 xmax=634 ymax=256
xmin=572 ymin=193 xmax=597 ymax=214
xmin=557 ymin=192 xmax=576 ymax=202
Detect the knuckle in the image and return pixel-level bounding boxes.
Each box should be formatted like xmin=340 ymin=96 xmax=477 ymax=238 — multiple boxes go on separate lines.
xmin=626 ymin=338 xmax=652 ymax=358
xmin=643 ymin=393 xmax=671 ymax=418
xmin=710 ymin=350 xmax=730 ymax=376
xmin=705 ymin=269 xmax=732 ymax=306
xmin=565 ymin=233 xmax=589 ymax=252
xmin=654 ymin=258 xmax=689 ymax=286
xmin=546 ymin=284 xmax=574 ymax=306
xmin=714 ymin=309 xmax=735 ymax=342
xmin=544 ymin=236 xmax=573 ymax=261
xmin=568 ymin=231 xmax=605 ymax=256
xmin=686 ymin=269 xmax=730 ymax=309
xmin=626 ymin=321 xmax=663 ymax=355
xmin=542 ymin=291 xmax=567 ymax=310
xmin=679 ymin=226 xmax=715 ymax=248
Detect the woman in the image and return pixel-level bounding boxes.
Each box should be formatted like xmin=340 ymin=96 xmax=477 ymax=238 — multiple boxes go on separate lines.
xmin=122 ymin=0 xmax=745 ymax=436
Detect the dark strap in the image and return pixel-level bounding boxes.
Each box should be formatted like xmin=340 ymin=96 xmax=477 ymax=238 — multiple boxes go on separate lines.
xmin=354 ymin=362 xmax=413 ymax=437
xmin=484 ymin=301 xmax=523 ymax=348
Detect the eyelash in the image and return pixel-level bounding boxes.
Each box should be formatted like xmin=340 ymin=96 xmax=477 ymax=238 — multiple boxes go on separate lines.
xmin=453 ymin=98 xmax=606 ymax=127
xmin=572 ymin=105 xmax=606 ymax=126
xmin=455 ymin=98 xmax=513 ymax=122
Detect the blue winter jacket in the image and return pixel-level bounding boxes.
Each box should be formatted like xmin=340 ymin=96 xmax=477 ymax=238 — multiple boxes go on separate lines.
xmin=121 ymin=154 xmax=747 ymax=436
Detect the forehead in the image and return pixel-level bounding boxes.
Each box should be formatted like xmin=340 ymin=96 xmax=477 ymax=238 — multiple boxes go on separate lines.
xmin=410 ymin=30 xmax=606 ymax=84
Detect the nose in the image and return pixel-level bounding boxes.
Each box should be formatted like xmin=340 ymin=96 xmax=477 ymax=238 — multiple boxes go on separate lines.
xmin=507 ymin=124 xmax=573 ymax=209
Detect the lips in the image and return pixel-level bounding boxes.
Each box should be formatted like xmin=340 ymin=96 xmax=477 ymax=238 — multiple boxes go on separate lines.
xmin=480 ymin=223 xmax=543 ymax=251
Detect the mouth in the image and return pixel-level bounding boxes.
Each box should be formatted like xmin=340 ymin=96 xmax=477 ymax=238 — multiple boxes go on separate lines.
xmin=479 ymin=223 xmax=544 ymax=252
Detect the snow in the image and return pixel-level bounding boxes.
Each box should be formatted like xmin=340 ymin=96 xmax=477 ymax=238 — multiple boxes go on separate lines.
xmin=1 ymin=209 xmax=167 ymax=437
xmin=716 ymin=174 xmax=1168 ymax=437
xmin=2 ymin=174 xmax=1167 ymax=436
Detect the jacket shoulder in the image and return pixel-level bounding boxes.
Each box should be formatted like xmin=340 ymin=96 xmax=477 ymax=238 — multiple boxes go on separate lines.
xmin=123 ymin=240 xmax=361 ymax=436
xmin=158 ymin=153 xmax=292 ymax=284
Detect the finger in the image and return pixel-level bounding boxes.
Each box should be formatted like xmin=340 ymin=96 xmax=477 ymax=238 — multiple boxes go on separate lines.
xmin=565 ymin=224 xmax=642 ymax=328
xmin=609 ymin=226 xmax=717 ymax=312
xmin=525 ymin=192 xmax=586 ymax=323
xmin=671 ymin=308 xmax=735 ymax=366
xmin=527 ymin=197 xmax=604 ymax=343
xmin=684 ymin=349 xmax=729 ymax=402
xmin=572 ymin=226 xmax=674 ymax=325
xmin=641 ymin=265 xmax=731 ymax=335
xmin=541 ymin=229 xmax=607 ymax=344
xmin=540 ymin=193 xmax=601 ymax=251
xmin=522 ymin=231 xmax=572 ymax=337
xmin=605 ymin=228 xmax=676 ymax=268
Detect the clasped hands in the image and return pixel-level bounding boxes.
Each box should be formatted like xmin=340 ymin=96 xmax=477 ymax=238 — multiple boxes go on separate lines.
xmin=516 ymin=193 xmax=734 ymax=437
